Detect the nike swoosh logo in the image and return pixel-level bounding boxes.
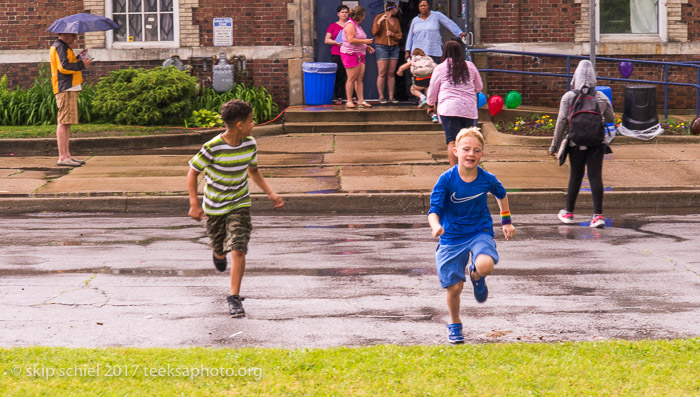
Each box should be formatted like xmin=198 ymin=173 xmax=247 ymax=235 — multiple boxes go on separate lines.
xmin=450 ymin=192 xmax=483 ymax=203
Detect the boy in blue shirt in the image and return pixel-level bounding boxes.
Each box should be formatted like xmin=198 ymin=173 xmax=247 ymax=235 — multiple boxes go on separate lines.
xmin=428 ymin=127 xmax=516 ymax=343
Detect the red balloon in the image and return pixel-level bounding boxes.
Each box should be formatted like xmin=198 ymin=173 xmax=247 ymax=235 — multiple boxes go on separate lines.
xmin=488 ymin=95 xmax=504 ymax=116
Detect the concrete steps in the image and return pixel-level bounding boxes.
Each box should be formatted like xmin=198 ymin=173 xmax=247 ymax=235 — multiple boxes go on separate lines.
xmin=283 ymin=106 xmax=442 ymax=133
xmin=284 ymin=121 xmax=442 ymax=133
xmin=284 ymin=106 xmax=436 ymax=123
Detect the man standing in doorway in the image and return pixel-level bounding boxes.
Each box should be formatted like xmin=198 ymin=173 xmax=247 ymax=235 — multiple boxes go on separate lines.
xmin=50 ymin=33 xmax=92 ymax=167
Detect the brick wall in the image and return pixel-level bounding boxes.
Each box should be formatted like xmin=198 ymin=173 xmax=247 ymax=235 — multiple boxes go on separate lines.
xmin=684 ymin=2 xmax=700 ymax=41
xmin=480 ymin=0 xmax=579 ymax=43
xmin=479 ymin=54 xmax=700 ymax=111
xmin=0 ymin=1 xmax=85 ymax=50
xmin=192 ymin=0 xmax=294 ymax=46
xmin=188 ymin=58 xmax=289 ymax=108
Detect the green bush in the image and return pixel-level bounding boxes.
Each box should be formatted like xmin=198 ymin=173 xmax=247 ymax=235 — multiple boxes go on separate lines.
xmin=186 ymin=109 xmax=223 ymax=128
xmin=0 ymin=64 xmax=97 ymax=126
xmin=1 ymin=64 xmax=279 ymax=128
xmin=92 ymin=66 xmax=197 ymax=125
xmin=193 ymin=84 xmax=279 ymax=124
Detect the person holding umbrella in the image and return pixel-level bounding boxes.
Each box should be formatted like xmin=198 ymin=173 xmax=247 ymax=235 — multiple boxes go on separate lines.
xmin=47 ymin=13 xmax=119 ymax=167
xmin=50 ymin=32 xmax=91 ymax=167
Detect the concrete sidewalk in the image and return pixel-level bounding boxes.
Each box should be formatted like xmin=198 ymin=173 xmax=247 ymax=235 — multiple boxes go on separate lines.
xmin=1 ymin=122 xmax=700 ymax=215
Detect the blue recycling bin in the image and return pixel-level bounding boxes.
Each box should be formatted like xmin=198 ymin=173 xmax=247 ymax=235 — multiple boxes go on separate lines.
xmin=596 ymin=85 xmax=615 ymax=132
xmin=302 ymin=62 xmax=337 ymax=105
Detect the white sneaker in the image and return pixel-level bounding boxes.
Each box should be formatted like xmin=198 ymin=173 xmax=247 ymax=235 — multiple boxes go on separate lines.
xmin=418 ymin=98 xmax=427 ymax=108
xmin=431 ymin=114 xmax=439 ymax=123
xmin=589 ymin=215 xmax=605 ymax=228
xmin=557 ymin=209 xmax=576 ymax=224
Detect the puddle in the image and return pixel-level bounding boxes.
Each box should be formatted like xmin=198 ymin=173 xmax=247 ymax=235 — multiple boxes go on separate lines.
xmin=0 ymin=266 xmax=435 ymax=278
xmin=306 ymin=189 xmax=338 ymax=194
xmin=304 ymin=223 xmax=426 ymax=229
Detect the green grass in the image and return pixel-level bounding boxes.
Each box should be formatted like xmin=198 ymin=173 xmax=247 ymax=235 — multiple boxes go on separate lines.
xmin=1 ymin=339 xmax=697 ymax=395
xmin=0 ymin=124 xmax=199 ymax=139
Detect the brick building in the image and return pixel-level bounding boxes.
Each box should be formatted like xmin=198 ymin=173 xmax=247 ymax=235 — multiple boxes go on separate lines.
xmin=0 ymin=0 xmax=315 ymax=108
xmin=0 ymin=0 xmax=698 ymax=111
xmin=472 ymin=0 xmax=700 ymax=111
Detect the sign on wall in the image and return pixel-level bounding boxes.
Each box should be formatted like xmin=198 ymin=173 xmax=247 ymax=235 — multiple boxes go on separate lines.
xmin=213 ymin=17 xmax=233 ymax=46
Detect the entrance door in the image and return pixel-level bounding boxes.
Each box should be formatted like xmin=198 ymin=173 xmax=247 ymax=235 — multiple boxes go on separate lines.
xmin=313 ymin=0 xmax=469 ymax=101
xmin=314 ymin=1 xmax=381 ymax=100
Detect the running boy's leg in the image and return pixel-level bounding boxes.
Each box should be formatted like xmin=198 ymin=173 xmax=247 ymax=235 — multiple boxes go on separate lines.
xmin=436 ymin=242 xmax=471 ymax=342
xmin=206 ymin=214 xmax=229 ymax=271
xmin=446 ymin=281 xmax=463 ymax=324
xmin=472 ymin=254 xmax=494 ymax=278
xmin=219 ymin=207 xmax=252 ymax=317
xmin=230 ymin=251 xmax=245 ymax=295
xmin=224 ymin=208 xmax=252 ymax=294
xmin=469 ymin=232 xmax=500 ymax=303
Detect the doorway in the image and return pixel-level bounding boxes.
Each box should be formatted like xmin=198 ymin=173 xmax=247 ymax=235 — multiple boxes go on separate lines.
xmin=313 ymin=0 xmax=469 ymax=101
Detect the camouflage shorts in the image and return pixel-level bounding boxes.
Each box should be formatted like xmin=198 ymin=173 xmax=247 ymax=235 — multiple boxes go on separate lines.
xmin=205 ymin=207 xmax=252 ymax=255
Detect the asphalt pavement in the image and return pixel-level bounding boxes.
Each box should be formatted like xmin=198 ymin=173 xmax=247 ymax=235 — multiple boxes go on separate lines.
xmin=1 ymin=113 xmax=700 ymax=216
xmin=1 ymin=213 xmax=698 ymax=348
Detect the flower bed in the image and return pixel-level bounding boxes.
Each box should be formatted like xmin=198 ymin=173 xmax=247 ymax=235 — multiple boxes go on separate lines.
xmin=496 ymin=113 xmax=696 ymax=136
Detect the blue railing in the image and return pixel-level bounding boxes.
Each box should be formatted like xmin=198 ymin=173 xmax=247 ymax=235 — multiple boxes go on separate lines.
xmin=469 ymin=49 xmax=700 ymax=119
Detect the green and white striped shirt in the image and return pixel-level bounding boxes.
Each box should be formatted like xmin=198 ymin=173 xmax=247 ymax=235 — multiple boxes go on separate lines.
xmin=189 ymin=134 xmax=258 ymax=216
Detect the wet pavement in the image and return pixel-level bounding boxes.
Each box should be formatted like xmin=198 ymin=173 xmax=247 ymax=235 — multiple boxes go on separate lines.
xmin=2 ymin=118 xmax=700 ymax=215
xmin=1 ymin=213 xmax=698 ymax=348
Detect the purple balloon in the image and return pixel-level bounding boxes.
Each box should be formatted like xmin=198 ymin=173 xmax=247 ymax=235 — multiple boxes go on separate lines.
xmin=619 ymin=61 xmax=634 ymax=78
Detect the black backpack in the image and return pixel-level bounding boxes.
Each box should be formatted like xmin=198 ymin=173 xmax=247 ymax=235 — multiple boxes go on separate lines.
xmin=566 ymin=87 xmax=605 ymax=146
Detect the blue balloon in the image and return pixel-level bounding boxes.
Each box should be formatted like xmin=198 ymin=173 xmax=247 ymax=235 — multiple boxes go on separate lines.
xmin=477 ymin=92 xmax=487 ymax=108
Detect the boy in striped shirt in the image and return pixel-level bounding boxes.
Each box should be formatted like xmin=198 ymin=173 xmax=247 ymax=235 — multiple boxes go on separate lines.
xmin=187 ymin=99 xmax=284 ymax=318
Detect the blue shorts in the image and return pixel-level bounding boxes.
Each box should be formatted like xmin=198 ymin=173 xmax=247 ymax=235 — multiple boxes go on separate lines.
xmin=375 ymin=44 xmax=400 ymax=60
xmin=440 ymin=116 xmax=477 ymax=144
xmin=435 ymin=232 xmax=499 ymax=288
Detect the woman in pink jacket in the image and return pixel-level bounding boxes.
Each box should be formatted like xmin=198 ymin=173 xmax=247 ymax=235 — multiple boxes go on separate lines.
xmin=426 ymin=40 xmax=483 ymax=166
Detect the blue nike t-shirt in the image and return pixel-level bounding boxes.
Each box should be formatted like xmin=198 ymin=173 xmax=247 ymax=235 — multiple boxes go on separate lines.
xmin=428 ymin=165 xmax=507 ymax=245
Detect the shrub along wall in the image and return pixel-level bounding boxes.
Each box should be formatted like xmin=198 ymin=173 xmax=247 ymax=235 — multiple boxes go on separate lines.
xmin=1 ymin=58 xmax=289 ymax=110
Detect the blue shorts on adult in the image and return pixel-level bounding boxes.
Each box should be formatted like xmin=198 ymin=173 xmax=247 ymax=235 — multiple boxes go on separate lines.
xmin=441 ymin=115 xmax=477 ymax=144
xmin=375 ymin=44 xmax=400 ymax=60
xmin=435 ymin=232 xmax=499 ymax=288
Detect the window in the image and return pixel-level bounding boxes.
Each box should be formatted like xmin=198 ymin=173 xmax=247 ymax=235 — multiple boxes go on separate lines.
xmin=107 ymin=0 xmax=179 ymax=47
xmin=599 ymin=0 xmax=659 ymax=35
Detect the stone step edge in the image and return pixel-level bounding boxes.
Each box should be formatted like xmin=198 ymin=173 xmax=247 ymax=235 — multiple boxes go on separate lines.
xmin=2 ymin=190 xmax=699 ymax=215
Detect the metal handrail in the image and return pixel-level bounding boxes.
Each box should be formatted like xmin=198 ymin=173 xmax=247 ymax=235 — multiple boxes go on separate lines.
xmin=469 ymin=49 xmax=700 ymax=119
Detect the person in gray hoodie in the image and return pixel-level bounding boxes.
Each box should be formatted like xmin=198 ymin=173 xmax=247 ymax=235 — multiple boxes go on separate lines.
xmin=549 ymin=60 xmax=614 ymax=228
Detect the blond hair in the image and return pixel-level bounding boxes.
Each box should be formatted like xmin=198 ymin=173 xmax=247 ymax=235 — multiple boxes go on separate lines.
xmin=455 ymin=127 xmax=484 ymax=147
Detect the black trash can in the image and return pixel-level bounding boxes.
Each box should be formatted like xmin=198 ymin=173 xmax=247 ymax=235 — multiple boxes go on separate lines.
xmin=622 ymin=85 xmax=659 ymax=131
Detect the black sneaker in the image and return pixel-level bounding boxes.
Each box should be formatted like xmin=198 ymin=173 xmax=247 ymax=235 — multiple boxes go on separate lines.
xmin=212 ymin=254 xmax=227 ymax=272
xmin=227 ymin=295 xmax=246 ymax=318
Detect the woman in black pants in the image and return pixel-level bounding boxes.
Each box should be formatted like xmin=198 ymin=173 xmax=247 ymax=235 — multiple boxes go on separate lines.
xmin=549 ymin=60 xmax=614 ymax=228
xmin=324 ymin=5 xmax=350 ymax=104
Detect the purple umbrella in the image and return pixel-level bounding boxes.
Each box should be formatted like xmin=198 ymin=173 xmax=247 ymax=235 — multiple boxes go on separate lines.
xmin=47 ymin=13 xmax=120 ymax=34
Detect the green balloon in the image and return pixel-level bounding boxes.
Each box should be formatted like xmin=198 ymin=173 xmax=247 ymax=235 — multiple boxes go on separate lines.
xmin=504 ymin=91 xmax=522 ymax=109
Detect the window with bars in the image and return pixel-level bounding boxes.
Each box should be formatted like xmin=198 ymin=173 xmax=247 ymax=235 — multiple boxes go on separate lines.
xmin=112 ymin=0 xmax=175 ymax=42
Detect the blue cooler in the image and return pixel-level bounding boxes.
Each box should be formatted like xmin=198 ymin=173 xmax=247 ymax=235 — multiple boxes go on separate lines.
xmin=596 ymin=85 xmax=615 ymax=132
xmin=302 ymin=62 xmax=337 ymax=105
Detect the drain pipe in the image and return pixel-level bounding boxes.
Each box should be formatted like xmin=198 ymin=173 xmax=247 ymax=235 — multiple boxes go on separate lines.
xmin=589 ymin=0 xmax=596 ymax=68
